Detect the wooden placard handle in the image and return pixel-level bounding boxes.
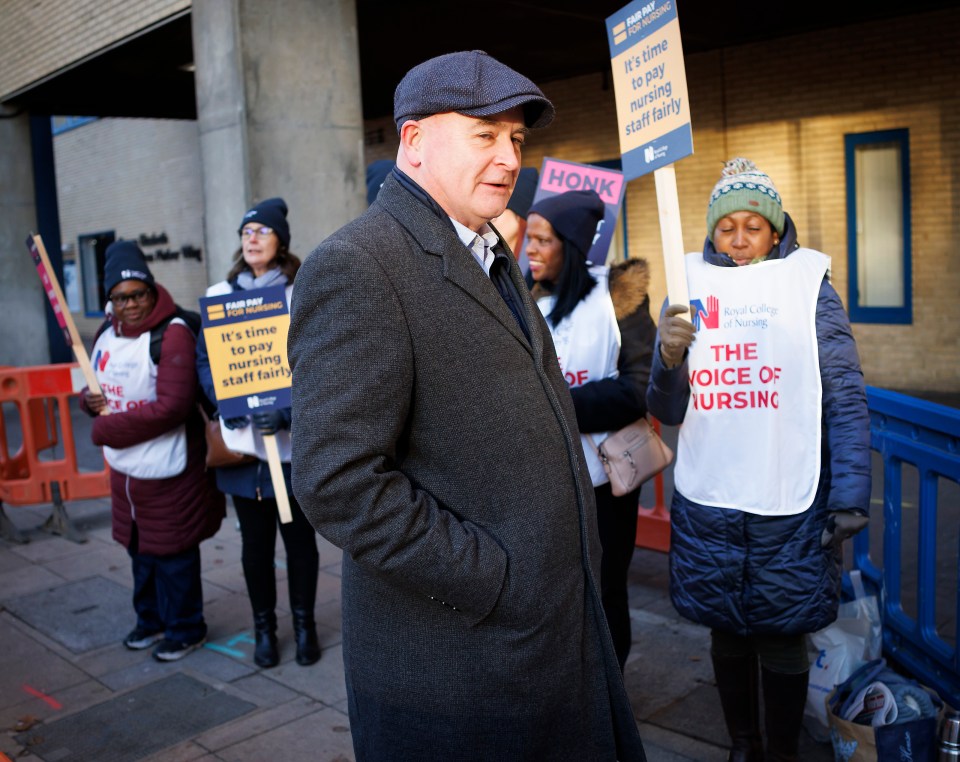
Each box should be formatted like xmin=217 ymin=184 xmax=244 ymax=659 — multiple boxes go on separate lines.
xmin=28 ymin=233 xmax=109 ymax=410
xmin=653 ymin=165 xmax=691 ymax=321
xmin=262 ymin=433 xmax=293 ymax=523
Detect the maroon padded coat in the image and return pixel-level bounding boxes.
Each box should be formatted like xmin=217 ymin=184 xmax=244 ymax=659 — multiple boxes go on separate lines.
xmin=83 ymin=285 xmax=224 ymax=556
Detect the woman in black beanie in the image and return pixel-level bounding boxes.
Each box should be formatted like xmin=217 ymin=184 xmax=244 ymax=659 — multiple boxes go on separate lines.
xmin=82 ymin=241 xmax=225 ymax=662
xmin=196 ymin=197 xmax=321 ymax=668
xmin=525 ymin=189 xmax=657 ymax=671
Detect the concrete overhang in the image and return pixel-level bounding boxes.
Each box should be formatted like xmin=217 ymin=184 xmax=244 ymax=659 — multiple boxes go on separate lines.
xmin=2 ymin=0 xmax=954 ymax=121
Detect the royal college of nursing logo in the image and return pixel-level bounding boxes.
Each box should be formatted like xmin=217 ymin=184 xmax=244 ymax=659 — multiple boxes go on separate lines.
xmin=94 ymin=349 xmax=110 ymax=371
xmin=690 ymin=295 xmax=720 ymax=330
xmin=691 ymin=295 xmax=779 ymax=330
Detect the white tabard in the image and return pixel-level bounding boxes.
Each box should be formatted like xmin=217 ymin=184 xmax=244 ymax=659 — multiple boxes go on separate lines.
xmin=92 ymin=320 xmax=188 ymax=479
xmin=537 ymin=266 xmax=621 ymax=486
xmin=674 ymin=248 xmax=829 ymax=515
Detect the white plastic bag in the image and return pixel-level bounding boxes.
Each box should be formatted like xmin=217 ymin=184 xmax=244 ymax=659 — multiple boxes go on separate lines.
xmin=804 ymin=570 xmax=882 ymax=741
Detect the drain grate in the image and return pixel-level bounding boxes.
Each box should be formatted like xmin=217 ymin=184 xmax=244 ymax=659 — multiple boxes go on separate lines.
xmin=15 ymin=673 xmax=256 ymax=762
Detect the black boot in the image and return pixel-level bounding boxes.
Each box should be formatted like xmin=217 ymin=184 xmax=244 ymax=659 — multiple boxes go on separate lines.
xmin=287 ymin=543 xmax=320 ymax=666
xmin=253 ymin=610 xmax=279 ymax=668
xmin=762 ymin=667 xmax=809 ymax=762
xmin=292 ymin=608 xmax=320 ymax=666
xmin=712 ymin=651 xmax=765 ymax=762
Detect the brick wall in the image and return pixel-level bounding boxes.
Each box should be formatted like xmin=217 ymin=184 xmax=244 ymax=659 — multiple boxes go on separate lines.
xmin=478 ymin=7 xmax=959 ymax=392
xmin=0 ymin=0 xmax=189 ymax=98
xmin=54 ymin=118 xmax=207 ymax=342
xmin=25 ymin=4 xmax=960 ymax=392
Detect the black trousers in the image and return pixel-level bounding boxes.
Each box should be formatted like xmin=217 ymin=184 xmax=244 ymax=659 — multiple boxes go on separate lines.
xmin=128 ymin=522 xmax=205 ymax=643
xmin=711 ymin=628 xmax=809 ymax=674
xmin=232 ymin=492 xmax=319 ymax=615
xmin=594 ymin=481 xmax=641 ymax=671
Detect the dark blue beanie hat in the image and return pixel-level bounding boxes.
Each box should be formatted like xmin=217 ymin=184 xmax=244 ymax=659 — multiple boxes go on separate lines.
xmin=103 ymin=240 xmax=154 ymax=297
xmin=394 ymin=50 xmax=555 ymax=132
xmin=506 ymin=168 xmax=539 ymax=219
xmin=366 ymin=160 xmax=395 ymax=206
xmin=528 ymin=190 xmax=605 ymax=258
xmin=239 ymin=197 xmax=290 ymax=248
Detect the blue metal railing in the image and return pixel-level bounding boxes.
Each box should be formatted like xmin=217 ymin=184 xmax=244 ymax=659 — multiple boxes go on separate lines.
xmin=853 ymin=386 xmax=960 ymax=708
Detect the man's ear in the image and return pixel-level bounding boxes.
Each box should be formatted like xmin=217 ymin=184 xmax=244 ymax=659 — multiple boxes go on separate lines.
xmin=398 ymin=120 xmax=423 ymax=168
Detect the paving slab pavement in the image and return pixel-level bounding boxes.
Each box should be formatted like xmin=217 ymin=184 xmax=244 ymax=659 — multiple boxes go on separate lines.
xmin=22 ymin=398 xmax=916 ymax=759
xmin=17 ymin=396 xmax=951 ymax=758
xmin=0 ymin=491 xmax=838 ymax=761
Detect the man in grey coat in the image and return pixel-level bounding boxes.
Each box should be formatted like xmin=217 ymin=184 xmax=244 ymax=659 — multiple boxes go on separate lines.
xmin=289 ymin=50 xmax=646 ymax=762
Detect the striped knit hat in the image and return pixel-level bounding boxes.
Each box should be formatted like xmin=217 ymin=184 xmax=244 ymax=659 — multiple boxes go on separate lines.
xmin=706 ymin=158 xmax=785 ymax=241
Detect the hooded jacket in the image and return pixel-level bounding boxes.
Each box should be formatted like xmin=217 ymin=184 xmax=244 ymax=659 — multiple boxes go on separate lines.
xmin=646 ymin=214 xmax=871 ymax=635
xmin=83 ymin=284 xmax=224 ymax=555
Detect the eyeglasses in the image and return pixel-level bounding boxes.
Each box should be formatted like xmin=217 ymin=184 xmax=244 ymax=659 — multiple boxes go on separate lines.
xmin=109 ymin=288 xmax=152 ymax=307
xmin=241 ymin=226 xmax=274 ymax=238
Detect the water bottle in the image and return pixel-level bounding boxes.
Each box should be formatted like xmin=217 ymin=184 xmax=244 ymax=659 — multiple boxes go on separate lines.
xmin=939 ymin=708 xmax=960 ymax=761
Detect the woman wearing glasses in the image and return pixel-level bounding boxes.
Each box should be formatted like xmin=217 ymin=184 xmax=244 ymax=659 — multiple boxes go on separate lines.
xmin=196 ymin=197 xmax=321 ymax=668
xmin=82 ymin=240 xmax=225 ymax=662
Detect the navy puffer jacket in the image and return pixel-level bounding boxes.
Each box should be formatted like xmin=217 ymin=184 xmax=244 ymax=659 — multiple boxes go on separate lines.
xmin=646 ymin=214 xmax=871 ymax=636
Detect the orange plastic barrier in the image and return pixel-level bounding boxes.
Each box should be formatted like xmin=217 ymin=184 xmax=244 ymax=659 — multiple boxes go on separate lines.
xmin=0 ymin=363 xmax=109 ymax=541
xmin=635 ymin=417 xmax=671 ymax=553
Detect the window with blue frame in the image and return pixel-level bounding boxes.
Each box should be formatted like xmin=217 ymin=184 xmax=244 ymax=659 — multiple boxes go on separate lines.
xmin=844 ymin=129 xmax=912 ymax=324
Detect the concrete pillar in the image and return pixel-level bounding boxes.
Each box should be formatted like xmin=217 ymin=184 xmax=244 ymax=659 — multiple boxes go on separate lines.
xmin=193 ymin=0 xmax=365 ymax=284
xmin=192 ymin=0 xmax=251 ymax=283
xmin=0 ymin=109 xmax=49 ymax=366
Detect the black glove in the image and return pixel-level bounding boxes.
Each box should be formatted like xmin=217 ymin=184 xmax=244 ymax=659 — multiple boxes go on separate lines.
xmin=251 ymin=409 xmax=290 ymax=435
xmin=820 ymin=510 xmax=869 ymax=548
xmin=659 ymin=303 xmax=697 ymax=368
xmin=222 ymin=416 xmax=250 ymax=430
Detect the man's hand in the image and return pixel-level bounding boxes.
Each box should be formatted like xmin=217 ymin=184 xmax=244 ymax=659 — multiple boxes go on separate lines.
xmin=222 ymin=416 xmax=250 ymax=430
xmin=659 ymin=304 xmax=696 ymax=368
xmin=820 ymin=510 xmax=869 ymax=548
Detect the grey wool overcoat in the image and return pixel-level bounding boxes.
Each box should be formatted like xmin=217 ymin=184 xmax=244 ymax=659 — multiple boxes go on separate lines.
xmin=288 ymin=172 xmax=646 ymax=762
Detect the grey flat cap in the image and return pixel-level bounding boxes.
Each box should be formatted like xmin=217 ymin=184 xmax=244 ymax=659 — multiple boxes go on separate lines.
xmin=394 ymin=50 xmax=555 ymax=132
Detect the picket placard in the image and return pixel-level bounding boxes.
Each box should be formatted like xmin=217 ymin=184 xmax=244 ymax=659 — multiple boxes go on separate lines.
xmin=26 ymin=234 xmax=107 ymax=406
xmin=606 ymin=0 xmax=693 ymax=311
xmin=199 ymin=285 xmax=292 ymax=522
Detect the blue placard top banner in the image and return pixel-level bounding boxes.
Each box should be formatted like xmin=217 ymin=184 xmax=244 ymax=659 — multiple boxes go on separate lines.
xmin=199 ymin=284 xmax=289 ymax=329
xmin=606 ymin=0 xmax=678 ymax=54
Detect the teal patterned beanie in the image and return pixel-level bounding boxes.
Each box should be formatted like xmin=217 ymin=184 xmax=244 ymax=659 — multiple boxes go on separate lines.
xmin=706 ymin=158 xmax=785 ymax=241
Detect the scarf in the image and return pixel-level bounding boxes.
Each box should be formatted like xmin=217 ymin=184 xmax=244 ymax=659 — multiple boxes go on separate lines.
xmin=235 ymin=267 xmax=288 ymax=291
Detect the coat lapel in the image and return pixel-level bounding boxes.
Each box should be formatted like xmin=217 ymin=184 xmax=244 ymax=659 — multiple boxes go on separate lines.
xmin=440 ymin=245 xmax=533 ymax=350
xmin=379 ymin=175 xmax=537 ymax=353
